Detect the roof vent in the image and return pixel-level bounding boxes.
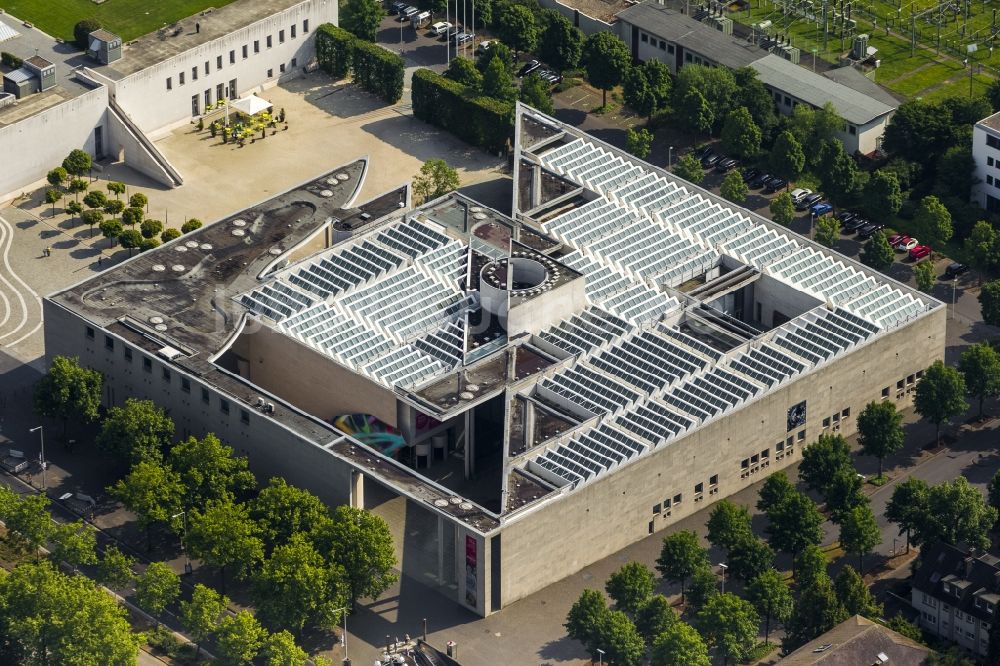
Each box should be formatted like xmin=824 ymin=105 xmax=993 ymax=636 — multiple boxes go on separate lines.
xmin=875 ymin=652 xmax=889 ymax=664
xmin=812 ymin=644 xmax=833 ymax=653
xmin=157 ymin=346 xmax=183 ymax=361
xmin=265 ymin=402 xmax=275 ymax=413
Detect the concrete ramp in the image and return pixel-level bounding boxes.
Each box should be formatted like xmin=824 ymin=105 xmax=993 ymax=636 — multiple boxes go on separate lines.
xmin=107 ymin=99 xmax=183 ymax=188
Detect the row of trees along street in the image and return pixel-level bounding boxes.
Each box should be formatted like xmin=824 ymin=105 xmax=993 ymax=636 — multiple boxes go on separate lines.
xmin=28 ymin=355 xmax=399 ymax=664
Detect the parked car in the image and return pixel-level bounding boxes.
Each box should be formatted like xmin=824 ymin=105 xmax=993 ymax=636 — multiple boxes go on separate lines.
xmin=764 ymin=177 xmax=787 ymax=193
xmin=537 ymin=69 xmax=563 ymax=84
xmin=701 ymin=153 xmax=722 ymax=168
xmin=443 ymin=26 xmax=461 ymax=41
xmin=742 ymin=168 xmax=760 ymax=182
xmin=943 ymin=262 xmax=969 ymax=279
xmin=391 ymin=1 xmax=407 ymax=13
xmin=692 ymin=146 xmax=713 ymax=160
xmin=895 ymin=237 xmax=918 ymax=252
xmin=431 ymin=21 xmax=453 ymax=35
xmin=789 ymin=188 xmax=812 ymax=204
xmin=909 ymin=245 xmax=932 ymax=261
xmin=796 ymin=193 xmax=823 ymax=211
xmin=836 ymin=210 xmax=858 ymax=223
xmin=810 ymin=201 xmax=833 ymax=216
xmin=455 ymin=32 xmax=473 ymax=45
xmin=716 ymin=157 xmax=739 ymax=172
xmin=887 ymin=233 xmax=906 ymax=246
xmin=518 ymin=59 xmax=541 ymax=77
xmin=748 ymin=172 xmax=772 ymax=189
xmin=857 ymin=222 xmax=885 ymax=239
xmin=476 ymin=39 xmax=497 ymax=53
xmin=843 ymin=216 xmax=868 ymax=233
xmin=401 ymin=6 xmax=419 ymax=19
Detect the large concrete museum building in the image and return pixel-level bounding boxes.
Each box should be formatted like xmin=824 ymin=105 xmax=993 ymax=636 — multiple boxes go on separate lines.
xmin=44 ymin=106 xmax=945 ymax=616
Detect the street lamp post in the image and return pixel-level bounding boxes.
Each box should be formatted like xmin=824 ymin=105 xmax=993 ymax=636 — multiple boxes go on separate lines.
xmin=668 ymin=146 xmax=673 ymax=168
xmin=29 ymin=426 xmax=45 ymax=491
xmin=952 ymin=278 xmax=958 ymax=319
xmin=719 ymin=562 xmax=728 ymax=594
xmin=335 ymin=606 xmax=351 ymax=665
xmin=171 ymin=511 xmax=192 ymax=574
xmin=596 ymin=648 xmax=605 ymax=666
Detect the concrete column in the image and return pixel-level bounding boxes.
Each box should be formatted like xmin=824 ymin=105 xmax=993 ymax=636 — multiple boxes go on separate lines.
xmin=531 ymin=165 xmax=542 ymax=210
xmin=349 ymin=470 xmax=364 ymax=508
xmin=464 ymin=408 xmax=476 ymax=480
xmin=396 ymin=400 xmax=417 ymax=445
xmin=437 ymin=515 xmax=445 ymax=585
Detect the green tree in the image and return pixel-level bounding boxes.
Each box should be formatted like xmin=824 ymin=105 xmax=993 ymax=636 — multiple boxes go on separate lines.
xmin=885 ymin=613 xmax=924 ymax=643
xmin=251 ymin=478 xmax=332 ymax=552
xmin=915 ymin=360 xmax=968 ymax=444
xmin=757 ymin=471 xmax=795 ymax=514
xmin=677 ymin=88 xmax=714 ymax=135
xmin=695 ymin=592 xmax=760 ymax=665
xmin=839 ymin=504 xmax=882 ymax=573
xmin=47 ymin=167 xmax=68 ymax=189
xmin=122 ymin=206 xmax=143 ymax=228
xmin=959 ymin=342 xmax=1000 ymax=418
xmin=581 ymin=31 xmax=631 ymax=108
xmin=834 ymin=565 xmax=882 ymax=617
xmin=925 ymin=477 xmax=998 ymax=551
xmin=687 ymin=563 xmax=720 ymax=610
xmin=74 ymin=18 xmax=102 ymax=48
xmin=929 ymin=647 xmax=978 ymax=666
xmin=100 ymin=219 xmax=123 ymax=245
xmin=623 ymin=66 xmax=656 ymax=119
xmin=45 ymin=188 xmax=62 ymax=216
xmin=862 ymin=169 xmax=902 ymax=219
xmin=476 ymin=42 xmax=513 ymax=76
xmin=650 ymin=621 xmax=711 ymax=666
xmin=181 ymin=218 xmax=202 ymax=233
xmin=519 ymin=72 xmax=553 ymax=115
xmin=913 ymin=195 xmax=953 ymax=252
xmin=860 ymin=232 xmax=893 ymax=271
xmin=263 ymin=630 xmax=309 ymax=666
xmin=625 ymin=127 xmax=653 ymax=160
xmin=253 ymin=533 xmax=346 ymax=635
xmin=169 ymin=433 xmax=255 ymax=511
xmin=964 ymin=221 xmax=999 ymax=283
xmin=565 ymin=589 xmax=609 ymax=659
xmin=538 ymin=12 xmax=583 ymax=71
xmin=216 ymin=609 xmax=268 ymax=666
xmin=83 ymin=189 xmax=108 ymax=210
xmin=720 ymin=171 xmax=748 ymax=204
xmin=65 ymin=200 xmax=83 ymax=224
xmin=496 ymin=4 xmax=538 ymax=57
xmin=816 ymin=141 xmax=860 ymax=205
xmin=97 ymin=398 xmax=174 ymax=464
xmin=104 ymin=198 xmax=125 ymax=218
xmin=135 ymin=561 xmax=181 ymax=622
xmin=769 ymin=130 xmax=805 ymax=184
xmin=482 ymin=56 xmax=516 ymax=103
xmin=128 ymin=191 xmax=148 ymax=210
xmin=673 ymin=64 xmax=737 ymax=132
xmin=605 ymin=562 xmax=656 ymax=617
xmin=814 ymin=216 xmax=840 ymax=248
xmin=747 ymin=568 xmax=793 ymax=643
xmin=2 ymin=492 xmax=52 ymax=557
xmin=769 ymin=191 xmax=795 ymax=226
xmin=81 ymin=209 xmax=103 ymax=237
xmin=596 ymin=610 xmax=645 ymax=666
xmin=857 ymin=399 xmax=904 ymax=479
xmin=49 ymin=520 xmax=98 ymax=570
xmin=642 ymin=59 xmax=672 ymax=110
xmin=885 ymin=478 xmax=929 ymax=553
xmin=33 ymin=355 xmax=102 ymax=439
xmin=914 ymin=259 xmax=935 ymax=292
xmin=106 ymin=180 xmax=126 ymax=199
xmin=728 ymin=535 xmax=774 ymax=583
xmin=783 ymin=574 xmax=847 ymax=651
xmin=339 ymin=0 xmax=383 ymax=41
xmin=706 ymin=500 xmax=753 ymax=554
xmin=720 ymin=106 xmax=761 ymax=159
xmin=765 ymin=491 xmax=824 ymax=570
xmin=62 ymin=148 xmax=92 ymax=177
xmin=313 ymin=505 xmax=397 ymax=609
xmin=794 ymin=544 xmax=829 ymax=589
xmin=96 ymin=545 xmax=135 ymax=592
xmin=799 ymin=433 xmax=853 ymax=497
xmin=139 ymin=239 xmax=160 ymax=253
xmin=413 ymin=159 xmax=460 ymax=205
xmin=733 ymin=67 xmax=779 ymax=140
xmin=140 ymin=218 xmax=164 ymax=239
xmin=673 ymin=154 xmax=705 ymax=184
xmin=68 ymin=178 xmax=88 ymax=202
xmin=119 ymin=229 xmax=143 ymax=256
xmin=825 ymin=467 xmax=866 ymax=521
xmin=656 ymin=530 xmax=708 ymax=603
xmin=635 ymin=594 xmax=677 ymax=644
xmin=180 ymin=583 xmax=230 ymax=658
xmin=108 ymin=460 xmax=184 ymax=551
xmin=161 ymin=227 xmax=181 ymax=243
xmin=0 ymin=560 xmax=138 ymax=665
xmin=187 ymin=499 xmax=264 ymax=592
xmin=981 ymin=280 xmax=1000 ymax=326
xmin=936 ymin=145 xmax=976 ymax=200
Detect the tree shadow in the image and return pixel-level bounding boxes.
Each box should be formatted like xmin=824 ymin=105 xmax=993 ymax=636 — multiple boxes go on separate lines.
xmin=51 ymin=238 xmax=80 ymax=250
xmin=69 ymin=246 xmax=100 ymax=260
xmin=537 ymin=635 xmax=589 ymax=663
xmin=39 ymin=229 xmax=60 ymax=240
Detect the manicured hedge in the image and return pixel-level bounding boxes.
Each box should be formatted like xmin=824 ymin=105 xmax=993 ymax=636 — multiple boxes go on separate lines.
xmin=411 ymin=68 xmax=514 ymax=154
xmin=1 ymin=52 xmax=23 ymax=69
xmin=316 ymin=23 xmax=403 ymax=104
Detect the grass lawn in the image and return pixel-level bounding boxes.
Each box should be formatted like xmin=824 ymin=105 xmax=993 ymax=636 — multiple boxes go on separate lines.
xmin=3 ymin=0 xmax=237 ymax=43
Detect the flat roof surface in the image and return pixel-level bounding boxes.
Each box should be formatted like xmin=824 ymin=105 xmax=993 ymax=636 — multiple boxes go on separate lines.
xmin=822 ymin=65 xmax=901 ymax=108
xmin=751 ymin=53 xmax=895 ymax=125
xmin=978 ymin=110 xmax=1000 ymax=133
xmin=616 ymin=3 xmax=764 ymax=69
xmin=100 ymin=0 xmax=312 ymax=76
xmin=89 ymin=29 xmax=121 ymax=43
xmin=780 ymin=615 xmax=930 ymax=665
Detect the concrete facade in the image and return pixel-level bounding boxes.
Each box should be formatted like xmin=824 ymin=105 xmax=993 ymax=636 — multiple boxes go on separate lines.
xmin=972 ymin=112 xmax=1000 ymax=212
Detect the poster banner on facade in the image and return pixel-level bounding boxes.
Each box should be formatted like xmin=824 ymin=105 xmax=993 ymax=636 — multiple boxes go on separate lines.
xmin=465 ymin=535 xmax=478 ymax=608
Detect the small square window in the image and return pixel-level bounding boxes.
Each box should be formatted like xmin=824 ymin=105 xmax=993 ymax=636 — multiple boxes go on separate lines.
xmin=230 ymin=49 xmax=236 ymax=64
xmin=291 ymin=24 xmax=297 ymax=38
xmin=204 ymin=61 xmax=209 ymax=75
xmin=641 ymin=33 xmax=648 ymax=43
xmin=254 ymin=40 xmax=260 ymax=53
xmin=201 ymin=388 xmax=210 ymax=404
xmin=192 ymin=66 xmax=198 ymax=81
xmin=303 ymin=19 xmax=309 ymax=32
xmin=105 ymin=335 xmax=114 ymax=351
xmin=848 ymin=125 xmax=857 ymax=135
xmin=220 ymin=398 xmax=230 ymax=415
xmin=667 ymin=44 xmax=675 ymax=54
xmin=653 ymin=503 xmax=661 ymax=514
xmin=907 ymin=374 xmax=915 ymax=384
xmin=659 ymin=40 xmax=666 ymax=49
xmin=279 ymin=63 xmax=285 ymax=73
xmin=279 ymin=29 xmax=285 ymax=43
xmin=776 ymin=440 xmax=785 ymax=452
xmin=741 ymin=458 xmax=749 ymax=469
xmin=916 ymin=370 xmax=925 ymax=379
xmin=989 ymin=156 xmax=995 ymax=166
xmin=143 ymin=357 xmax=152 ymax=373
xmin=86 ymin=326 xmax=95 ymax=339
xmin=673 ymin=493 xmax=682 ymax=504
xmin=761 ymin=448 xmax=770 ymax=459
xmin=664 ymin=498 xmax=672 ymax=509
xmin=291 ymin=57 xmax=297 ymax=67
xmin=709 ymin=474 xmax=718 ymax=486
xmin=266 ymin=35 xmax=272 ymax=48
xmin=842 ymin=408 xmax=850 ymax=418
xmin=242 ymin=44 xmax=248 ymax=58
xmin=648 ymin=520 xmax=655 ymax=534
xmin=882 ymin=386 xmax=890 ymax=398
xmin=179 ymin=71 xmax=185 ymax=85
xmin=797 ymin=430 xmax=806 ymax=442
xmin=823 ymin=417 xmax=831 ymax=428
xmin=181 ymin=377 xmax=191 ymax=393
xmin=162 ymin=367 xmax=170 ymax=383
xmin=216 ymin=55 xmax=222 ymax=69
xmin=833 ymin=412 xmax=840 ymax=423
xmin=166 ymin=77 xmax=172 ymax=90
xmin=751 ymin=454 xmax=759 ymax=465
xmin=267 ymin=68 xmax=273 ymax=78
xmin=241 ymin=409 xmax=250 ymax=425
xmin=123 ymin=347 xmax=133 ymax=362
xmin=897 ymin=379 xmax=905 ymax=390
xmin=786 ymin=436 xmax=793 ymax=447
xmin=694 ymin=482 xmax=704 ymax=494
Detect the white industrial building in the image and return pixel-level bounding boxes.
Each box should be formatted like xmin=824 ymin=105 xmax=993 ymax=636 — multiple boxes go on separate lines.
xmin=972 ymin=111 xmax=1000 ymax=213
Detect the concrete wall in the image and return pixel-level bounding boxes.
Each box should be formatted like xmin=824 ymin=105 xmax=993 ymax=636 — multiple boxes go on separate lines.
xmin=498 ymin=307 xmax=946 ymax=606
xmin=113 ymin=0 xmax=335 ymax=134
xmin=229 ymin=323 xmax=399 ymax=426
xmin=105 ymin=104 xmax=180 ymax=187
xmin=972 ymin=123 xmax=1000 ymax=211
xmin=752 ymin=275 xmax=822 ymax=328
xmin=0 ymin=86 xmax=109 ymax=202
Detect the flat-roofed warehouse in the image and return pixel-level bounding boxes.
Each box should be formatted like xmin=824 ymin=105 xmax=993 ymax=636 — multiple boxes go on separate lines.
xmin=44 ymin=107 xmax=945 ymax=617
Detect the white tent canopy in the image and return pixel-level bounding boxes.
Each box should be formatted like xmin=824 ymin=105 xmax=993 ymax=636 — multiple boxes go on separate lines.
xmin=230 ymin=95 xmax=272 ymax=116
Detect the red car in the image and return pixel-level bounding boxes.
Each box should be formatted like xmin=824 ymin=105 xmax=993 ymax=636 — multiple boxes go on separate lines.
xmin=908 ymin=245 xmax=932 ymax=261
xmin=888 ymin=233 xmax=906 ymax=247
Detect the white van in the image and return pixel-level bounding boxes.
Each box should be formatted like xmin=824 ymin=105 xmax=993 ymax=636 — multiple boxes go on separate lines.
xmin=431 ymin=21 xmax=453 ymax=35
xmin=411 ymin=11 xmax=432 ymax=27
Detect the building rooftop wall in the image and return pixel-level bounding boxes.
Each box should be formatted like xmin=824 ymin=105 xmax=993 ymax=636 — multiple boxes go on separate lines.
xmin=779 ymin=615 xmax=931 ymax=665
xmin=821 ymin=65 xmax=901 ymax=108
xmin=977 ymin=110 xmax=1000 ymax=134
xmin=751 ymin=54 xmax=895 ymax=125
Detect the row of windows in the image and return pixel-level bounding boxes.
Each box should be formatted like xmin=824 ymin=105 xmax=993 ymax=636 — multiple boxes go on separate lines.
xmin=821 ymin=407 xmax=851 ymax=429
xmin=639 ymin=32 xmax=673 ymax=54
xmin=166 ymin=20 xmax=308 ymax=91
xmin=88 ymin=325 xmax=251 ymax=425
xmin=880 ymin=370 xmax=924 ymax=400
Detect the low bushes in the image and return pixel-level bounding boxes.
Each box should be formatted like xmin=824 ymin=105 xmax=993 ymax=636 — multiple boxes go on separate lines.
xmin=316 ymin=23 xmax=403 ymax=104
xmin=1 ymin=52 xmax=23 ymax=69
xmin=411 ymin=68 xmax=514 ymax=154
